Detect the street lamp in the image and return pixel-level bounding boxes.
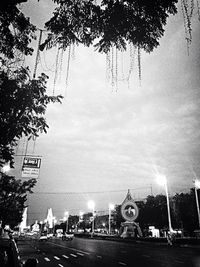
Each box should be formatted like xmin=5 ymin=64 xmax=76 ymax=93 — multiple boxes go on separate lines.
xmin=108 ymin=203 xmax=114 ymax=235
xmin=156 ymin=174 xmax=173 ymax=232
xmin=194 ymin=179 xmax=200 ymax=228
xmin=64 ymin=211 xmax=69 ymax=233
xmin=2 ymin=163 xmax=10 ymax=174
xmin=88 ymin=200 xmax=95 ymax=234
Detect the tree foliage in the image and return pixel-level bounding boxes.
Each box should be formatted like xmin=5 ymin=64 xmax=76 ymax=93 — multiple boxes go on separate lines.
xmin=0 ymin=173 xmax=36 ymax=228
xmin=41 ymin=0 xmax=178 ymax=53
xmin=0 ymin=0 xmax=64 ymax=167
xmin=0 ymin=0 xmax=36 ymax=61
xmin=0 ymin=68 xmax=63 ymax=167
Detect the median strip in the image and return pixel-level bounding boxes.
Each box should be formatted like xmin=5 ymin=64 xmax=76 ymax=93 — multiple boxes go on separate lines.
xmin=118 ymin=262 xmax=127 ymax=266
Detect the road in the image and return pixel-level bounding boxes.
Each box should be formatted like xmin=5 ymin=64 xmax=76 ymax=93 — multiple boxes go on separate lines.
xmin=17 ymin=237 xmax=200 ymax=267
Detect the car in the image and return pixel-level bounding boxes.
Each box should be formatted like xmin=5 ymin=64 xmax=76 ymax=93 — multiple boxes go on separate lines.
xmin=0 ymin=236 xmax=38 ymax=267
xmin=39 ymin=233 xmax=48 ymax=241
xmin=62 ymin=232 xmax=74 ymax=241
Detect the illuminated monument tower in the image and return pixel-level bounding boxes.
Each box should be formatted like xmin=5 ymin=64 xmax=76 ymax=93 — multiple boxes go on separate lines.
xmin=120 ymin=190 xmax=142 ymax=238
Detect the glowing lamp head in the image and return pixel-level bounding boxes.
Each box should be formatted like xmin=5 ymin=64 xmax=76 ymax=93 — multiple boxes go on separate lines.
xmin=156 ymin=174 xmax=167 ymax=186
xmin=195 ymin=179 xmax=200 ymax=189
xmin=2 ymin=163 xmax=10 ymax=173
xmin=109 ymin=203 xmax=115 ymax=210
xmin=88 ymin=200 xmax=95 ymax=210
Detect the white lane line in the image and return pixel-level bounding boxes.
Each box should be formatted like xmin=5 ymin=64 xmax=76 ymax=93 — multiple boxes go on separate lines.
xmin=44 ymin=257 xmax=50 ymax=262
xmin=62 ymin=255 xmax=69 ymax=259
xmin=142 ymin=254 xmax=151 ymax=258
xmin=175 ymin=260 xmax=184 ymax=264
xmin=77 ymin=252 xmax=84 ymax=256
xmin=49 ymin=242 xmax=90 ymax=255
xmin=58 ymin=264 xmax=64 ymax=267
xmin=97 ymin=255 xmax=102 ymax=258
xmin=70 ymin=253 xmax=77 ymax=258
xmin=118 ymin=262 xmax=127 ymax=266
xmin=54 ymin=256 xmax=60 ymax=260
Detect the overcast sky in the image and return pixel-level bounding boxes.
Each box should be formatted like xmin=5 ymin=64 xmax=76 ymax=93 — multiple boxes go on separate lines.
xmin=12 ymin=1 xmax=200 ymax=224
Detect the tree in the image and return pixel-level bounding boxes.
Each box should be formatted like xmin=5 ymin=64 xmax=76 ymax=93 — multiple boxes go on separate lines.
xmin=0 ymin=0 xmax=36 ymax=62
xmin=0 ymin=0 xmax=63 ymax=228
xmin=0 ymin=68 xmax=63 ymax=167
xmin=41 ymin=0 xmax=178 ymax=54
xmin=0 ymin=173 xmax=36 ymax=228
xmin=173 ymin=190 xmax=199 ymax=234
xmin=0 ymin=0 xmax=63 ymax=167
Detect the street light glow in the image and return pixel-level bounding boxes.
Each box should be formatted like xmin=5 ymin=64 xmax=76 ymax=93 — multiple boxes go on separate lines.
xmin=2 ymin=163 xmax=10 ymax=173
xmin=79 ymin=211 xmax=84 ymax=217
xmin=195 ymin=179 xmax=200 ymax=189
xmin=109 ymin=203 xmax=115 ymax=210
xmin=64 ymin=211 xmax=69 ymax=217
xmin=156 ymin=174 xmax=167 ymax=186
xmin=88 ymin=200 xmax=95 ymax=210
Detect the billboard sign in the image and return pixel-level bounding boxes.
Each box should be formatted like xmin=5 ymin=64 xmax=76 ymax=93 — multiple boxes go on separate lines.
xmin=22 ymin=156 xmax=41 ymax=178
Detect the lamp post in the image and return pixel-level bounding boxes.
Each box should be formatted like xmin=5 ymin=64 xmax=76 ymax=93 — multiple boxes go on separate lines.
xmin=156 ymin=174 xmax=173 ymax=232
xmin=88 ymin=200 xmax=95 ymax=234
xmin=194 ymin=179 xmax=200 ymax=228
xmin=108 ymin=203 xmax=114 ymax=235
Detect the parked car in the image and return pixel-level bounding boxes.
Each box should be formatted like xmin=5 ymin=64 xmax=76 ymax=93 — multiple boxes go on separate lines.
xmin=62 ymin=232 xmax=74 ymax=241
xmin=0 ymin=237 xmax=38 ymax=267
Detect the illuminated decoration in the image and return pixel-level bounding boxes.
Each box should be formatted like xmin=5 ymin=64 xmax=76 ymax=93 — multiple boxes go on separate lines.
xmin=120 ymin=190 xmax=142 ymax=237
xmin=121 ymin=189 xmax=139 ymax=222
xmin=32 ymin=220 xmax=40 ymax=232
xmin=46 ymin=208 xmax=54 ymax=229
xmin=19 ymin=207 xmax=27 ymax=233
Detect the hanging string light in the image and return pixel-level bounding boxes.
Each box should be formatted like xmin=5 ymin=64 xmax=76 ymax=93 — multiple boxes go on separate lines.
xmin=181 ymin=0 xmax=195 ymax=54
xmin=65 ymin=44 xmax=72 ymax=97
xmin=137 ymin=46 xmax=142 ymax=86
xmin=52 ymin=45 xmax=60 ymax=95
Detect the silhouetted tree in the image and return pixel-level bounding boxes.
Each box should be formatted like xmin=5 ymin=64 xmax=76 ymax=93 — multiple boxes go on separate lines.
xmin=0 ymin=173 xmax=36 ymax=228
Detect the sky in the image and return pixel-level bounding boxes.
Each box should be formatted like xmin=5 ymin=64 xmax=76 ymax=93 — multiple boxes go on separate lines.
xmin=11 ymin=1 xmax=200 ymax=224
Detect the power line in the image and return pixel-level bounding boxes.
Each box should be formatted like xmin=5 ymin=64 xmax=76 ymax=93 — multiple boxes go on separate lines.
xmin=33 ymin=186 xmax=152 ymax=195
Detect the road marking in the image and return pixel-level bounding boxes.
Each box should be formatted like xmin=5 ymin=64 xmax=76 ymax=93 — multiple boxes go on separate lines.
xmin=77 ymin=252 xmax=84 ymax=256
xmin=62 ymin=255 xmax=69 ymax=259
xmin=118 ymin=262 xmax=127 ymax=266
xmin=49 ymin=241 xmax=90 ymax=255
xmin=70 ymin=253 xmax=77 ymax=257
xmin=175 ymin=260 xmax=184 ymax=264
xmin=44 ymin=257 xmax=50 ymax=262
xmin=142 ymin=254 xmax=151 ymax=258
xmin=97 ymin=255 xmax=102 ymax=258
xmin=58 ymin=264 xmax=64 ymax=267
xmin=54 ymin=256 xmax=60 ymax=260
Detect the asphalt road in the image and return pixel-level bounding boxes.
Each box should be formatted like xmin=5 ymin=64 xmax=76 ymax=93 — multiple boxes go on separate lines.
xmin=17 ymin=237 xmax=200 ymax=267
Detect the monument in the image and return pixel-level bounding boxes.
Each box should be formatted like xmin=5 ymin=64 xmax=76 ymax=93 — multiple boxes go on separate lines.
xmin=120 ymin=189 xmax=142 ymax=238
